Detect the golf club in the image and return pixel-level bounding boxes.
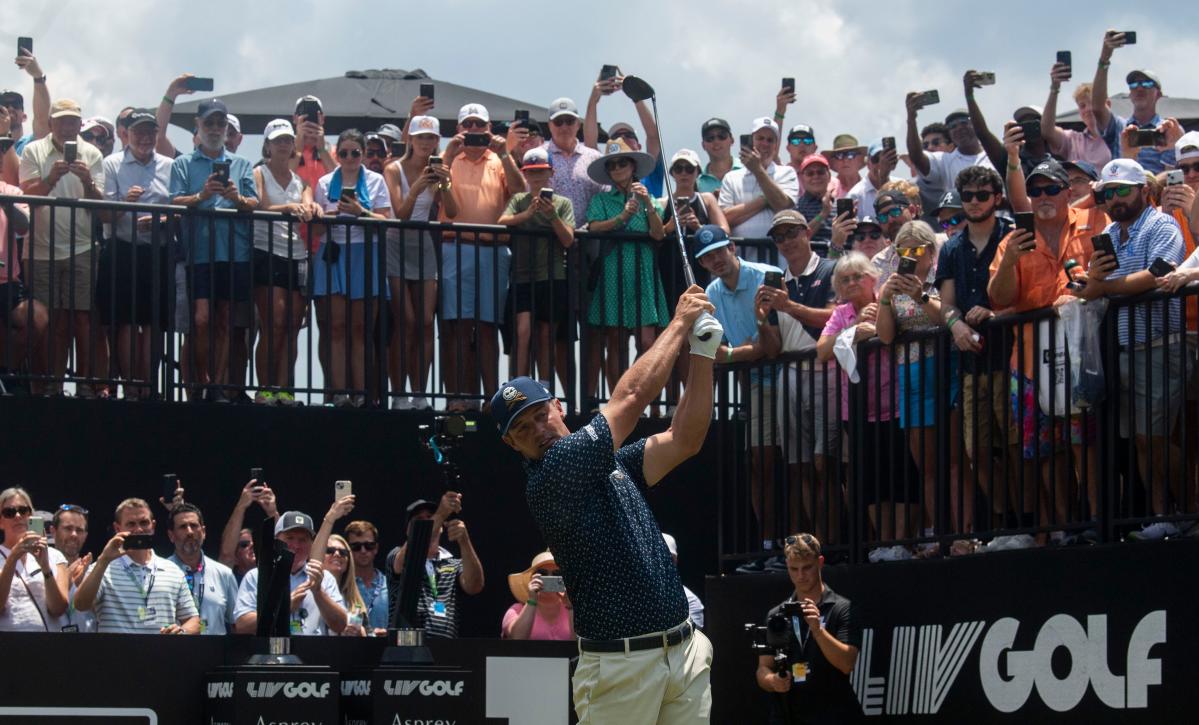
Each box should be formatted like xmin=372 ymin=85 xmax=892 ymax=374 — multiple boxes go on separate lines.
xmin=621 ymin=75 xmax=716 ymax=341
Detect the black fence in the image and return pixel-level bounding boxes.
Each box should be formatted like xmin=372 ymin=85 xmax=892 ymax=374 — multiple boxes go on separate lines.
xmin=0 ymin=194 xmax=783 ymax=412
xmin=717 ymin=286 xmax=1199 ymax=567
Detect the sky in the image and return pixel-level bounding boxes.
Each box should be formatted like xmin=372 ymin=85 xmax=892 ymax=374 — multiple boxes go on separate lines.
xmin=5 ymin=1 xmax=1199 ymax=163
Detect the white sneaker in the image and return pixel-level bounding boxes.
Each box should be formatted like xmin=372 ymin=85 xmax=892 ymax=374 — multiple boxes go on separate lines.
xmin=332 ymin=394 xmax=353 ymax=408
xmin=391 ymin=397 xmax=412 ymax=410
xmin=1128 ymin=522 xmax=1181 ymax=542
xmin=868 ymin=545 xmax=912 ymax=563
xmin=982 ymin=534 xmax=1036 ymax=552
xmin=409 ymin=396 xmax=431 ymax=411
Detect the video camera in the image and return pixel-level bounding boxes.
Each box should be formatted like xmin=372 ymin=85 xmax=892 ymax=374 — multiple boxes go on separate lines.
xmin=745 ymin=601 xmax=801 ymax=675
xmin=418 ymin=415 xmax=478 ymax=487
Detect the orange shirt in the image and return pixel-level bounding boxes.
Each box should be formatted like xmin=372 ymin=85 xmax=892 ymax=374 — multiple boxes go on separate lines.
xmin=1168 ymin=206 xmax=1198 ymax=332
xmin=990 ymin=205 xmax=1108 ymax=374
xmin=439 ymin=149 xmax=510 ymax=243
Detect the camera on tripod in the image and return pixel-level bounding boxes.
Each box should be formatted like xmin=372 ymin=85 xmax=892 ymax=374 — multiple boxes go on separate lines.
xmin=745 ymin=601 xmax=800 ymax=675
xmin=419 ymin=415 xmax=477 ymax=446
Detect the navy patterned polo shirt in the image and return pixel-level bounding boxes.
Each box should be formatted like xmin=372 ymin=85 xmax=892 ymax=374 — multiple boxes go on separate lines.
xmin=525 ymin=413 xmax=688 ymax=640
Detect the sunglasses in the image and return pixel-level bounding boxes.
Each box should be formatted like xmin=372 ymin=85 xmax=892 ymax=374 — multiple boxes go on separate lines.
xmin=365 ymin=149 xmax=386 ymax=158
xmin=460 ymin=119 xmax=488 ymax=129
xmin=610 ymin=131 xmax=638 ymax=141
xmin=1 ymin=505 xmax=33 ymax=518
xmin=852 ymin=230 xmax=883 ymax=242
xmin=831 ymin=151 xmax=860 ymax=160
xmin=551 ymin=117 xmax=577 ymax=127
xmin=1128 ymin=81 xmax=1158 ymax=90
xmin=939 ymin=214 xmax=964 ymax=229
xmin=325 ymin=547 xmax=349 ymax=557
xmin=349 ymin=541 xmax=378 ymax=552
xmin=703 ymin=131 xmax=730 ymax=142
xmin=237 ymin=540 xmax=254 ymax=549
xmin=960 ymin=190 xmax=993 ymax=202
xmin=897 ymin=244 xmax=929 ymax=258
xmin=671 ymin=163 xmax=697 ymax=174
xmin=1027 ymin=184 xmax=1064 ymax=198
xmin=1179 ymin=162 xmax=1199 ymax=175
xmin=606 ymin=158 xmax=634 ymax=170
xmin=788 ymin=137 xmax=815 ymax=146
xmin=771 ymin=227 xmax=807 ymax=243
xmin=337 ymin=148 xmax=362 ymax=159
xmin=1102 ymin=185 xmax=1136 ymax=200
xmin=58 ymin=503 xmax=89 ymax=515
xmin=81 ymin=132 xmax=109 ymax=143
xmin=534 ymin=568 xmax=559 ymax=577
xmin=876 ymin=207 xmax=905 ymax=221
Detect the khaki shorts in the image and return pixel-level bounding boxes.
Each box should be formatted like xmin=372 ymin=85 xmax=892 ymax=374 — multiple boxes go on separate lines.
xmin=573 ymin=627 xmax=712 ymax=725
xmin=27 ymin=250 xmax=95 ymax=311
xmin=1119 ymin=339 xmax=1189 ymax=438
xmin=747 ymin=380 xmax=776 ymax=448
xmin=776 ymin=362 xmax=840 ymax=464
xmin=961 ymin=370 xmax=1018 ymax=458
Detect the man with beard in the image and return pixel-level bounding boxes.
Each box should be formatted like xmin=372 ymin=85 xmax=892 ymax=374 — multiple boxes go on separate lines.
xmin=1075 ymin=159 xmax=1186 ymax=539
xmin=51 ymin=504 xmax=95 ymax=631
xmin=1091 ymin=31 xmax=1176 ymax=173
xmin=905 ymin=100 xmax=993 ymax=219
xmin=363 ymin=132 xmax=388 ymax=175
xmin=166 ymin=503 xmax=239 ymax=635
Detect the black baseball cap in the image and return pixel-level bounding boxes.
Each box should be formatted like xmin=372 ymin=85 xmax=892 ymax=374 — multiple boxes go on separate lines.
xmin=1061 ymin=160 xmax=1099 ymax=182
xmin=874 ymin=189 xmax=909 ymax=213
xmin=126 ymin=109 xmax=158 ymax=130
xmin=701 ymin=117 xmax=731 ymax=135
xmin=405 ymin=499 xmax=438 ymax=519
xmin=196 ymin=98 xmax=228 ymax=121
xmin=1026 ymin=158 xmax=1070 ymax=186
xmin=0 ymin=90 xmax=23 ymax=109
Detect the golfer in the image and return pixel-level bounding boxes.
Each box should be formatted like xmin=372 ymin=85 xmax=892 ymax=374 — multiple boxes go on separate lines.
xmin=491 ymin=284 xmax=723 ymax=723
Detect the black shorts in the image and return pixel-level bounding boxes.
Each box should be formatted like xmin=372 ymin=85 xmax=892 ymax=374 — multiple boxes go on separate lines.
xmin=0 ymin=281 xmax=29 ymax=324
xmin=508 ymin=280 xmax=572 ymax=341
xmin=188 ymin=262 xmax=252 ymax=302
xmin=94 ymin=239 xmax=173 ymax=326
xmin=252 ymin=249 xmax=307 ymax=293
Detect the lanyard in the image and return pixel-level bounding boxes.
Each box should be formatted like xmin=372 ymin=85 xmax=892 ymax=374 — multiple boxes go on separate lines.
xmin=123 ymin=560 xmax=156 ymax=608
xmin=183 ymin=558 xmax=205 ymax=611
xmin=358 ymin=572 xmax=385 ymax=614
xmin=425 ymin=560 xmax=438 ymax=598
xmin=791 ymin=615 xmax=811 ymax=652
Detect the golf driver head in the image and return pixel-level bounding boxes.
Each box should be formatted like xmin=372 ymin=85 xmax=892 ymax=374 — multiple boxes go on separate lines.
xmin=622 ymin=76 xmax=655 ymax=103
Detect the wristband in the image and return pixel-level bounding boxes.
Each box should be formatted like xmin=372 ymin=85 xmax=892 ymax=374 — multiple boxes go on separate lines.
xmin=525 ymin=599 xmax=538 ymax=607
xmin=33 ymin=75 xmax=47 ymax=84
xmin=1007 ymin=163 xmax=1020 ymax=171
xmin=162 ymin=95 xmax=175 ymax=106
xmin=947 ymin=316 xmax=961 ymax=330
xmin=879 ymin=297 xmax=891 ymax=306
xmin=725 ymin=348 xmax=734 ymax=364
xmin=773 ymin=112 xmax=785 ymax=121
xmin=1098 ymin=60 xmax=1111 ymax=70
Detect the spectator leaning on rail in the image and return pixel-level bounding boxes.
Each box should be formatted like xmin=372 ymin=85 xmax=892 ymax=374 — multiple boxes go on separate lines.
xmin=18 ymin=98 xmax=107 ymax=397
xmin=74 ymin=498 xmax=200 ymax=634
xmin=1075 ymin=158 xmax=1187 ymax=540
xmin=0 ymin=487 xmax=69 ymax=631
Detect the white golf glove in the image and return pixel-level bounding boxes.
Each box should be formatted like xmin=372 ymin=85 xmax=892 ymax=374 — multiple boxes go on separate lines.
xmin=689 ymin=312 xmax=724 ymax=359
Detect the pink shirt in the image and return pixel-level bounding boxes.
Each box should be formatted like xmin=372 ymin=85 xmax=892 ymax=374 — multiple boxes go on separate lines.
xmin=1047 ymin=127 xmax=1112 ymax=169
xmin=0 ymin=181 xmax=28 ymax=283
xmin=501 ymin=602 xmax=574 ymax=641
xmin=821 ymin=302 xmax=894 ymax=421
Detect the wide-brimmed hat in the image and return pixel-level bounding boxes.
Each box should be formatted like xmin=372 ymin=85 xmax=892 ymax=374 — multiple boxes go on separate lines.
xmin=830 ymin=133 xmax=865 ymax=153
xmin=507 ymin=551 xmax=558 ymax=603
xmin=586 ymin=138 xmax=656 ymax=185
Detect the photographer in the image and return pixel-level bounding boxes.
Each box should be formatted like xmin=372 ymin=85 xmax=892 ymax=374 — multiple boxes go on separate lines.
xmin=756 ymin=534 xmax=860 ymax=724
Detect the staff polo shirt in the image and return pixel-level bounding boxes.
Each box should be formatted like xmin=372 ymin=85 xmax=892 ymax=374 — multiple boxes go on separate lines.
xmin=18 ymin=135 xmax=105 ymax=260
xmin=169 ymin=148 xmax=256 ymax=264
xmin=766 ymin=585 xmax=861 ymax=724
xmin=102 ymin=147 xmax=173 ymax=242
xmin=0 ymin=544 xmax=67 ymax=631
xmin=234 ymin=566 xmax=344 ymax=636
xmin=89 ymin=553 xmax=198 ymax=634
xmin=167 ymin=554 xmax=239 ymax=635
xmin=543 ymin=139 xmax=604 ymax=228
xmin=526 ymin=413 xmax=687 ymax=640
xmin=769 ymin=252 xmax=836 ymax=353
xmin=935 ymin=217 xmax=1012 ymax=373
xmin=1103 ymin=204 xmax=1184 ymax=346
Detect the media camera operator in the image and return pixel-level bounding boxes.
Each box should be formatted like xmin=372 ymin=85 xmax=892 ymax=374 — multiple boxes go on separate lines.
xmin=754 ymin=533 xmax=861 ymax=724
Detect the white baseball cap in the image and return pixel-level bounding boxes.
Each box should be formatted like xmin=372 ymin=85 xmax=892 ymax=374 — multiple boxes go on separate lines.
xmin=457 ymin=103 xmax=490 ymax=124
xmin=226 ymin=114 xmax=242 ymax=134
xmin=670 ymin=149 xmax=702 ymax=168
xmin=548 ymin=97 xmax=580 ymax=120
xmin=1175 ymin=131 xmax=1199 ymax=162
xmin=749 ymin=117 xmax=779 ymax=136
xmin=408 ymin=115 xmax=441 ymax=137
xmin=1096 ymin=158 xmax=1147 ymax=189
xmin=264 ymin=118 xmax=295 ymax=140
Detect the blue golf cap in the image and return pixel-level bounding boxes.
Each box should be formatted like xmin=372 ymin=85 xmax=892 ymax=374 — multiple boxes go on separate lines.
xmin=1062 ymin=159 xmax=1099 ymax=182
xmin=692 ymin=224 xmax=731 ymax=259
xmin=490 ymin=377 xmax=553 ymax=435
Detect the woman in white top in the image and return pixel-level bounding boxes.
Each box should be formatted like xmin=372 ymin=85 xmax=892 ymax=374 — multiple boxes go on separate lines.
xmin=312 ymin=129 xmax=393 ymax=407
xmin=0 ymin=487 xmax=69 ymax=631
xmin=322 ymin=534 xmax=367 ymax=636
xmin=383 ymin=115 xmax=448 ymax=410
xmin=252 ymin=119 xmax=323 ymax=406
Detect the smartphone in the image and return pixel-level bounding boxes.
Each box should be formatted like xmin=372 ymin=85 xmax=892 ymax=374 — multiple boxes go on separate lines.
xmin=515 ymin=109 xmax=530 ymax=123
xmin=28 ymin=516 xmax=45 ymax=536
xmin=464 ymin=133 xmax=490 ymax=148
xmin=764 ymin=270 xmax=784 ymax=289
xmin=541 ymin=575 xmax=565 ymax=593
xmin=976 ymin=72 xmax=996 ymax=86
xmin=782 ymin=77 xmax=795 ymax=93
xmin=162 ymin=474 xmax=177 ymax=502
xmin=836 ymin=198 xmax=855 ymax=218
xmin=1056 ymin=51 xmax=1072 ymax=76
xmin=339 ymin=188 xmax=357 ymax=204
xmin=1019 ymin=120 xmax=1042 ymax=144
xmin=250 ymin=466 xmax=263 ymax=481
xmin=1015 ymin=212 xmax=1036 ymax=236
xmin=298 ymin=99 xmax=320 ymax=124
xmin=123 ymin=534 xmax=154 ymax=551
xmin=334 ymin=480 xmax=352 ymax=499
xmin=1134 ymin=129 xmax=1165 ymax=147
xmin=539 ymin=188 xmax=553 ymax=202
xmin=212 ymin=161 xmax=230 ymax=185
xmin=389 ymin=141 xmax=405 ymax=157
xmin=599 ymin=65 xmax=619 ymax=82
xmin=1091 ymin=232 xmax=1116 ymax=258
xmin=63 ymin=141 xmax=77 ymax=165
xmin=17 ymin=37 xmax=33 ymax=57
xmin=1092 ymin=189 xmax=1106 ymax=206
xmin=184 ymin=77 xmax=214 ymax=92
xmin=897 ymin=256 xmax=918 ymax=276
xmin=419 ymin=83 xmax=435 ymax=101
xmin=0 ymin=138 xmax=12 ymax=155
xmin=429 ymin=155 xmax=443 ymax=167
xmin=1149 ymin=257 xmax=1176 ymax=277
xmin=1167 ymin=169 xmax=1185 ymax=186
xmin=916 ymin=90 xmax=940 ymax=108
xmin=740 ymin=134 xmax=753 ymax=148
xmin=882 ymin=136 xmax=896 ymax=151
xmin=1122 ymin=31 xmax=1137 ymax=45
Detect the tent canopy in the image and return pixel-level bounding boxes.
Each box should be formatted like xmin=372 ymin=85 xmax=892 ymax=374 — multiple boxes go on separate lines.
xmin=170 ymin=68 xmax=551 ymax=137
xmin=1057 ymin=93 xmax=1199 ymax=132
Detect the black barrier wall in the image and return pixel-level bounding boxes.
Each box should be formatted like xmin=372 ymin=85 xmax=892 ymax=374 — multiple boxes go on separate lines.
xmin=706 ymin=538 xmax=1196 ymax=724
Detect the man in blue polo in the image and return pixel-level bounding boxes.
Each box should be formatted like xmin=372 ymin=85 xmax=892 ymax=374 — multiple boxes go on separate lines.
xmin=169 ymin=99 xmax=257 ymax=402
xmin=694 ymin=224 xmax=784 ymax=571
xmin=491 ymin=284 xmax=722 ymax=724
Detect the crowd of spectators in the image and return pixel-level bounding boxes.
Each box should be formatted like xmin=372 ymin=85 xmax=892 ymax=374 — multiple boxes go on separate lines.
xmin=3 ymin=31 xmax=1199 ymax=560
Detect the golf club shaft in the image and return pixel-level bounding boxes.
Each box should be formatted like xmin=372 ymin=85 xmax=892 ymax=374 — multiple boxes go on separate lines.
xmin=649 ymin=96 xmax=697 ymax=290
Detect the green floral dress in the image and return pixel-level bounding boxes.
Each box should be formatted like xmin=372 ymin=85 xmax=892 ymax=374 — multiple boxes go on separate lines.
xmin=586 ymin=189 xmax=669 ymax=328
